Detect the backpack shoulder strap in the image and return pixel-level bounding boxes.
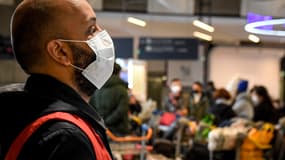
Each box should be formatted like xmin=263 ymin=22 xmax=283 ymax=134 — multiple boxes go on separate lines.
xmin=5 ymin=112 xmax=112 ymax=160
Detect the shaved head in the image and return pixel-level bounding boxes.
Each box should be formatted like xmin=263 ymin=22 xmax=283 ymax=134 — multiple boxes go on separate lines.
xmin=11 ymin=0 xmax=100 ymax=99
xmin=11 ymin=0 xmax=83 ymax=73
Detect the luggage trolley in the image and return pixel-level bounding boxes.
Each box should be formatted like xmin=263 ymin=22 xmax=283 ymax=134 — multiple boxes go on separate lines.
xmin=106 ymin=124 xmax=153 ymax=160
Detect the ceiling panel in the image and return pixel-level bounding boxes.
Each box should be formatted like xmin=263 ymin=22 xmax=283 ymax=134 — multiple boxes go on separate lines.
xmin=103 ymin=0 xmax=147 ymax=12
xmin=148 ymin=0 xmax=195 ymax=14
xmin=195 ymin=0 xmax=241 ymax=16
xmin=241 ymin=0 xmax=285 ymax=17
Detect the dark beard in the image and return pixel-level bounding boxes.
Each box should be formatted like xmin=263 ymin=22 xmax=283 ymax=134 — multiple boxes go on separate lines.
xmin=69 ymin=43 xmax=97 ymax=97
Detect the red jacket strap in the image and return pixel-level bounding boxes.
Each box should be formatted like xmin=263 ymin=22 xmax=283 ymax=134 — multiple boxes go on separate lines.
xmin=5 ymin=112 xmax=112 ymax=160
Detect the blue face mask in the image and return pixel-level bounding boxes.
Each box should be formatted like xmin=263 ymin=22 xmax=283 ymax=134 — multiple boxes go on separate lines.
xmin=59 ymin=30 xmax=115 ymax=89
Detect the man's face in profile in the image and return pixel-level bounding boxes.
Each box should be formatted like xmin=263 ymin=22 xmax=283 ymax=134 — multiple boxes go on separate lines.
xmin=60 ymin=0 xmax=101 ymax=96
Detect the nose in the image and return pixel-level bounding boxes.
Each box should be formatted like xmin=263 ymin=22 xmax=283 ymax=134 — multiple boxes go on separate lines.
xmin=96 ymin=24 xmax=103 ymax=32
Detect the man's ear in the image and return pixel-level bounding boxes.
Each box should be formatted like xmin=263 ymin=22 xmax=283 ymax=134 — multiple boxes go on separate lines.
xmin=46 ymin=40 xmax=72 ymax=66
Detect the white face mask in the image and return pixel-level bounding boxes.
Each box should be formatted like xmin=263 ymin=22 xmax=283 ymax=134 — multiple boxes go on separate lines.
xmin=194 ymin=94 xmax=201 ymax=103
xmin=170 ymin=85 xmax=181 ymax=94
xmin=59 ymin=30 xmax=115 ymax=89
xmin=251 ymin=95 xmax=260 ymax=106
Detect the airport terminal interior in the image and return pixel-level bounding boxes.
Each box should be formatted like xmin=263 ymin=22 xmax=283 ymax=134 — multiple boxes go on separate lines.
xmin=1 ymin=0 xmax=285 ymax=159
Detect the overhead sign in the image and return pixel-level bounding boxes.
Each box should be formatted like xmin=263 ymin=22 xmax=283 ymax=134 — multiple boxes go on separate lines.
xmin=138 ymin=38 xmax=199 ymax=60
xmin=113 ymin=38 xmax=133 ymax=59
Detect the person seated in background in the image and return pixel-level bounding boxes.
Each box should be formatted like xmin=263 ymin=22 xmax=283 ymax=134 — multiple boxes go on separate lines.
xmin=272 ymin=99 xmax=285 ymax=120
xmin=128 ymin=91 xmax=142 ymax=116
xmin=89 ymin=63 xmax=130 ymax=136
xmin=162 ymin=78 xmax=189 ymax=116
xmin=209 ymin=88 xmax=236 ymax=126
xmin=205 ymin=81 xmax=217 ymax=106
xmin=159 ymin=78 xmax=189 ymax=139
xmin=127 ymin=90 xmax=143 ymax=135
xmin=250 ymin=85 xmax=278 ymax=124
xmin=232 ymin=79 xmax=254 ymax=120
xmin=188 ymin=81 xmax=210 ymax=121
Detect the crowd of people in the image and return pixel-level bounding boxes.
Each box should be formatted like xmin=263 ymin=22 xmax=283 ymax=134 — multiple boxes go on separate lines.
xmin=161 ymin=78 xmax=284 ymax=127
xmin=154 ymin=78 xmax=285 ymax=159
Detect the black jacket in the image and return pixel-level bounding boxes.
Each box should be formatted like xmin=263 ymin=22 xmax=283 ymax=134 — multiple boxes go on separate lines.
xmin=0 ymin=74 xmax=113 ymax=160
xmin=254 ymin=101 xmax=278 ymax=124
xmin=209 ymin=100 xmax=236 ymax=126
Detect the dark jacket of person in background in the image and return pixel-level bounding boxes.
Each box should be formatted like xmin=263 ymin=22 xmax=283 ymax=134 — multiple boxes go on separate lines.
xmin=162 ymin=78 xmax=189 ymax=116
xmin=89 ymin=64 xmax=130 ymax=136
xmin=209 ymin=88 xmax=236 ymax=126
xmin=188 ymin=81 xmax=210 ymax=121
xmin=251 ymin=85 xmax=278 ymax=124
xmin=0 ymin=74 xmax=112 ymax=160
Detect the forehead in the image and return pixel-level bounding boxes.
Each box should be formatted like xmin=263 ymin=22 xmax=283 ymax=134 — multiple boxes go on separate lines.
xmin=192 ymin=83 xmax=201 ymax=88
xmin=59 ymin=0 xmax=96 ymax=37
xmin=171 ymin=80 xmax=181 ymax=86
xmin=70 ymin=0 xmax=96 ymax=20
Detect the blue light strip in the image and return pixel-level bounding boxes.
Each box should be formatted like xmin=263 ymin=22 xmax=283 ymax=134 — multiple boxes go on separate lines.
xmin=245 ymin=19 xmax=285 ymax=36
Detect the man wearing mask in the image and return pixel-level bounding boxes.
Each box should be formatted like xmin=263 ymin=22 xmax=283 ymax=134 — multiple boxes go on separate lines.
xmin=162 ymin=78 xmax=189 ymax=116
xmin=0 ymin=0 xmax=114 ymax=159
xmin=189 ymin=81 xmax=210 ymax=121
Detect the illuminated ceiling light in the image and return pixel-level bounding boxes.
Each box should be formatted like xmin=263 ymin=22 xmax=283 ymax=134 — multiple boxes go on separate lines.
xmin=245 ymin=18 xmax=285 ymax=36
xmin=193 ymin=31 xmax=212 ymax=41
xmin=193 ymin=20 xmax=215 ymax=32
xmin=248 ymin=34 xmax=260 ymax=43
xmin=127 ymin=17 xmax=146 ymax=27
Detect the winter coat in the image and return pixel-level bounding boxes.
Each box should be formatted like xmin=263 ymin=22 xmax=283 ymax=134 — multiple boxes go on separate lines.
xmin=0 ymin=74 xmax=113 ymax=160
xmin=189 ymin=93 xmax=210 ymax=121
xmin=162 ymin=92 xmax=189 ymax=113
xmin=89 ymin=75 xmax=130 ymax=136
xmin=209 ymin=99 xmax=236 ymax=126
xmin=254 ymin=101 xmax=278 ymax=124
xmin=232 ymin=92 xmax=254 ymax=120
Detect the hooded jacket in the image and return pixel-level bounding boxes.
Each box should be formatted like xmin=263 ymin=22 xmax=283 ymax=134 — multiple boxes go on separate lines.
xmin=0 ymin=74 xmax=113 ymax=160
xmin=89 ymin=75 xmax=129 ymax=136
xmin=232 ymin=92 xmax=254 ymax=120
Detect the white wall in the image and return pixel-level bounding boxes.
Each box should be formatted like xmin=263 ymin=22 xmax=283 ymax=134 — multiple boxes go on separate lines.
xmin=167 ymin=60 xmax=203 ymax=87
xmin=209 ymin=46 xmax=284 ymax=99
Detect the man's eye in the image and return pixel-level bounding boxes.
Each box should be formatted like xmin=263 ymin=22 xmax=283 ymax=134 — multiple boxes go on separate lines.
xmin=89 ymin=26 xmax=97 ymax=34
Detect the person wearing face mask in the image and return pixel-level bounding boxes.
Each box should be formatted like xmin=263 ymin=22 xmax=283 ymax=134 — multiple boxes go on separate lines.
xmin=188 ymin=81 xmax=210 ymax=121
xmin=159 ymin=78 xmax=189 ymax=139
xmin=232 ymin=79 xmax=254 ymax=120
xmin=209 ymin=88 xmax=236 ymax=126
xmin=250 ymin=85 xmax=278 ymax=124
xmin=162 ymin=78 xmax=189 ymax=116
xmin=0 ymin=0 xmax=114 ymax=159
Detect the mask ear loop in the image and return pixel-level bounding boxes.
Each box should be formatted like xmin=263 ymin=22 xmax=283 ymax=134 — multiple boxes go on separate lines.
xmin=57 ymin=39 xmax=89 ymax=72
xmin=70 ymin=63 xmax=84 ymax=72
xmin=57 ymin=39 xmax=87 ymax=43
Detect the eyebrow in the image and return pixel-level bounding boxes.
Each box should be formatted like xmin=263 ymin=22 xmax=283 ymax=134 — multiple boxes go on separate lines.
xmin=89 ymin=17 xmax=97 ymax=23
xmin=85 ymin=17 xmax=97 ymax=35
